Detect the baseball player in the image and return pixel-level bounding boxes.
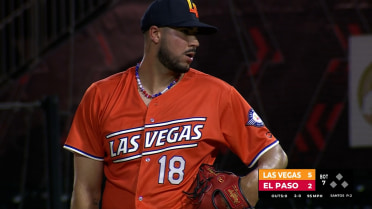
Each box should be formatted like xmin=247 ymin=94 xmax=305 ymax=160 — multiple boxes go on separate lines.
xmin=63 ymin=0 xmax=288 ymax=208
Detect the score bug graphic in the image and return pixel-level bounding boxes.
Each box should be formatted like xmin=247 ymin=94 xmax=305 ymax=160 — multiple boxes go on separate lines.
xmin=258 ymin=169 xmax=353 ymax=199
xmin=259 ymin=169 xmax=316 ymax=192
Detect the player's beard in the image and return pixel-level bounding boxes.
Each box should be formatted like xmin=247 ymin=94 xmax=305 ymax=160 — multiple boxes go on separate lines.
xmin=157 ymin=43 xmax=191 ymax=74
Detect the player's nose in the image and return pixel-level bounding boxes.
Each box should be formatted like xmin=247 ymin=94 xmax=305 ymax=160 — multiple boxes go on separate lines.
xmin=188 ymin=35 xmax=199 ymax=48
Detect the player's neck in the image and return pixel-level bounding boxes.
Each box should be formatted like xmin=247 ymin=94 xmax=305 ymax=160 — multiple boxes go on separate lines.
xmin=137 ymin=61 xmax=182 ymax=95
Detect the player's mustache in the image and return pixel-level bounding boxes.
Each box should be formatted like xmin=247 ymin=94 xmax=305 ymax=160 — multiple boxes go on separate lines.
xmin=185 ymin=48 xmax=197 ymax=54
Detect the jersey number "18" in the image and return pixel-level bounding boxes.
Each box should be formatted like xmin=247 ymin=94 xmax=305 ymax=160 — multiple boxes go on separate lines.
xmin=158 ymin=155 xmax=185 ymax=185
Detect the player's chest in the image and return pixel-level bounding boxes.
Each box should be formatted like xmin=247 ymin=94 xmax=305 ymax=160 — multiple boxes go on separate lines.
xmin=100 ymin=100 xmax=220 ymax=162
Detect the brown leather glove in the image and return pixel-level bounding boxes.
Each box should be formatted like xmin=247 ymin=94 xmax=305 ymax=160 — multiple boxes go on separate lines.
xmin=184 ymin=164 xmax=252 ymax=209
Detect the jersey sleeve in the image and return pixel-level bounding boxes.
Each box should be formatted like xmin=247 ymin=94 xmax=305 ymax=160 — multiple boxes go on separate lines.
xmin=219 ymin=86 xmax=278 ymax=168
xmin=63 ymin=83 xmax=105 ymax=161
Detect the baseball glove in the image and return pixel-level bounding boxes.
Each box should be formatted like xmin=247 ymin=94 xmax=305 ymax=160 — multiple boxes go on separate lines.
xmin=184 ymin=164 xmax=252 ymax=209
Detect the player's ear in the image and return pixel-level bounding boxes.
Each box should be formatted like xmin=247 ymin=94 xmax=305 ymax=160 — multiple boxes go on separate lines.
xmin=148 ymin=26 xmax=161 ymax=44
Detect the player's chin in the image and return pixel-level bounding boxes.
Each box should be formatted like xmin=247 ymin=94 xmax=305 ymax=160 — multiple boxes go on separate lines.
xmin=178 ymin=62 xmax=192 ymax=73
xmin=178 ymin=67 xmax=190 ymax=74
xmin=183 ymin=64 xmax=191 ymax=73
xmin=170 ymin=64 xmax=190 ymax=74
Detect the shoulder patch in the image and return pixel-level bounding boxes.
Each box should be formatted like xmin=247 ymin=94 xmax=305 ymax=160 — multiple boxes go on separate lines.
xmin=246 ymin=109 xmax=265 ymax=127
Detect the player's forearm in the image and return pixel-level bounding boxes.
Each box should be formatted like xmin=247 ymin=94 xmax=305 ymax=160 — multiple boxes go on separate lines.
xmin=71 ymin=154 xmax=103 ymax=209
xmin=240 ymin=144 xmax=288 ymax=206
xmin=70 ymin=189 xmax=101 ymax=209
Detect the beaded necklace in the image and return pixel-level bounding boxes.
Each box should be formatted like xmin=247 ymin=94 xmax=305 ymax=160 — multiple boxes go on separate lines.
xmin=135 ymin=63 xmax=179 ymax=99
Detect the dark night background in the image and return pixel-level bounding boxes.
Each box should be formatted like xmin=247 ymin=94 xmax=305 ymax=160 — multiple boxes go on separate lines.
xmin=1 ymin=0 xmax=371 ymax=208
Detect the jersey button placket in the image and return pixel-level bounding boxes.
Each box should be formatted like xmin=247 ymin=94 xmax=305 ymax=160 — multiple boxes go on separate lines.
xmin=147 ymin=99 xmax=158 ymax=124
xmin=144 ymin=113 xmax=152 ymax=164
xmin=138 ymin=101 xmax=158 ymax=206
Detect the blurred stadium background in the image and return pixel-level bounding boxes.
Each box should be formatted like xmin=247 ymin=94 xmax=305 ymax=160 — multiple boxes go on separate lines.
xmin=1 ymin=0 xmax=371 ymax=208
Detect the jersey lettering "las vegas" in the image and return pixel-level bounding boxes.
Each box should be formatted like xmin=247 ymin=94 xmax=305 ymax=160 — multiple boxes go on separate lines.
xmin=106 ymin=117 xmax=206 ymax=163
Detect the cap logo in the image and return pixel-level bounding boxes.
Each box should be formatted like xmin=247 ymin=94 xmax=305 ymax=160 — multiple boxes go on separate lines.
xmin=187 ymin=0 xmax=199 ymax=18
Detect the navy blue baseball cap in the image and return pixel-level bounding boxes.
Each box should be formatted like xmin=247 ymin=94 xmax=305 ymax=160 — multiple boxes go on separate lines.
xmin=140 ymin=0 xmax=218 ymax=35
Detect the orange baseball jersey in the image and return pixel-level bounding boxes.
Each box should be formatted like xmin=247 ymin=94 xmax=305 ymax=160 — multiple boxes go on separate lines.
xmin=64 ymin=66 xmax=278 ymax=209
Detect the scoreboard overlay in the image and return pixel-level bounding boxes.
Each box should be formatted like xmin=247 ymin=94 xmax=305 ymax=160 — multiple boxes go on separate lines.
xmin=258 ymin=169 xmax=353 ymax=199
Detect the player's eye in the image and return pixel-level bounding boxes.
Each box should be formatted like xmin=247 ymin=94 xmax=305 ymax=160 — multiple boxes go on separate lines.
xmin=173 ymin=27 xmax=198 ymax=35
